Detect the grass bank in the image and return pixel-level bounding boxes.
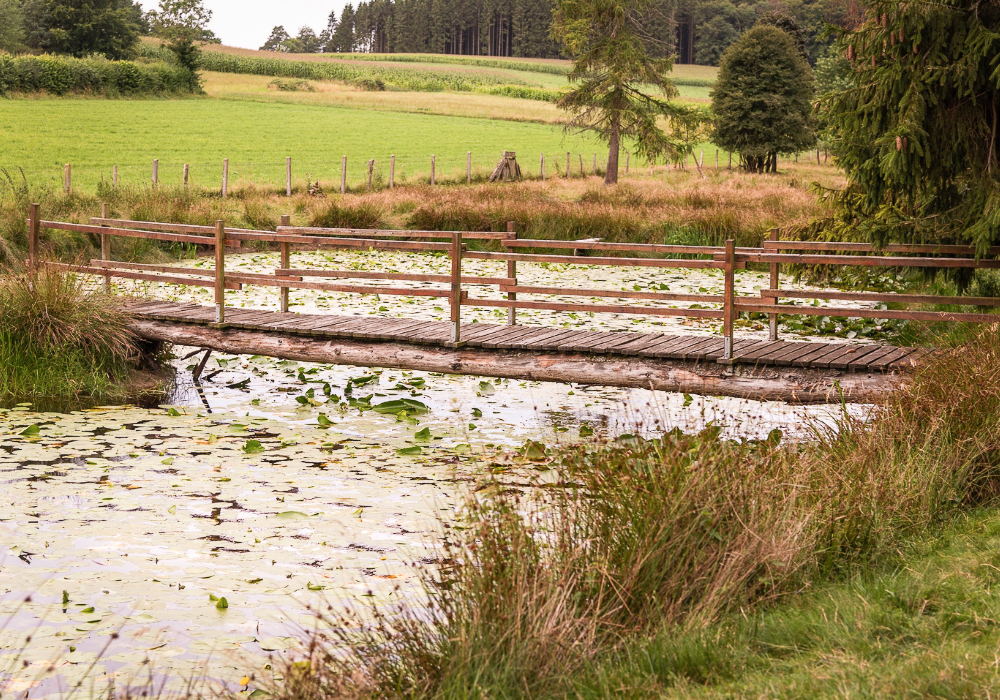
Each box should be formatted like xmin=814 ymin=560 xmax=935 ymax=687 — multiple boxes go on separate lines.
xmin=0 ymin=265 xmax=166 ymax=407
xmin=275 ymin=325 xmax=1000 ymax=698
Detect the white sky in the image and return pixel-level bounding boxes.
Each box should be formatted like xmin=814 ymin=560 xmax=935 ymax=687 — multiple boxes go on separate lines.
xmin=138 ymin=1 xmax=347 ymax=50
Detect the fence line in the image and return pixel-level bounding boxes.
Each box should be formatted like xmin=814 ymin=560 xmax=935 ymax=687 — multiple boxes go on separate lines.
xmin=26 ymin=205 xmax=1000 ymax=361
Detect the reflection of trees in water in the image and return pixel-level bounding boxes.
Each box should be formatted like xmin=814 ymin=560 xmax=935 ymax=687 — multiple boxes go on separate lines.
xmin=540 ymin=408 xmax=611 ymax=434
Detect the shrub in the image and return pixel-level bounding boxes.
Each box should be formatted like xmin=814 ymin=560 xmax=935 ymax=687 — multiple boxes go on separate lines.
xmin=0 ymin=51 xmax=193 ymax=96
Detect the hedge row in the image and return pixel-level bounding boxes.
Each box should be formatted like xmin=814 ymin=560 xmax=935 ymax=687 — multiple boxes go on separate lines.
xmin=0 ymin=53 xmax=194 ymax=96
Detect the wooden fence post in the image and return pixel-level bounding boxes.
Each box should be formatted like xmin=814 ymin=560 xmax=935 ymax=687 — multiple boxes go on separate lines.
xmin=222 ymin=158 xmax=229 ymax=197
xmin=28 ymin=203 xmax=39 ymax=267
xmin=280 ymin=214 xmax=291 ymax=313
xmin=389 ymin=155 xmax=395 ymax=189
xmin=152 ymin=159 xmax=159 ymax=188
xmin=505 ymin=221 xmax=517 ymax=326
xmin=215 ymin=220 xmax=226 ymax=325
xmin=722 ymin=238 xmax=736 ymax=361
xmin=341 ymin=156 xmax=347 ymax=194
xmin=768 ymin=227 xmax=780 ymax=341
xmin=579 ymin=154 xmax=584 ymax=176
xmin=183 ymin=164 xmax=189 ymax=187
xmin=566 ymin=152 xmax=570 ymax=178
xmin=450 ymin=231 xmax=463 ymax=344
xmin=64 ymin=164 xmax=71 ymax=194
xmin=367 ymin=159 xmax=375 ymax=189
xmin=113 ymin=165 xmax=118 ymax=189
xmin=286 ymin=156 xmax=292 ymax=196
xmin=540 ymin=153 xmax=545 ymax=181
xmin=100 ymin=202 xmax=111 ymax=291
xmin=431 ymin=155 xmax=436 ymax=185
xmin=467 ymin=151 xmax=472 ymax=184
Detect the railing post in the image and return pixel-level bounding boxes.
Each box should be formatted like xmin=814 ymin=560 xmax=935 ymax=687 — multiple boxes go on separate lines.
xmin=431 ymin=155 xmax=436 ymax=185
xmin=467 ymin=151 xmax=472 ymax=184
xmin=222 ymin=158 xmax=229 ymax=198
xmin=64 ymin=164 xmax=71 ymax=194
xmin=286 ymin=156 xmax=292 ymax=197
xmin=390 ymin=155 xmax=395 ymax=189
xmin=540 ymin=153 xmax=545 ymax=181
xmin=215 ymin=220 xmax=226 ymax=325
xmin=279 ymin=214 xmax=291 ymax=313
xmin=152 ymin=159 xmax=159 ymax=188
xmin=341 ymin=156 xmax=347 ymax=194
xmin=100 ymin=202 xmax=111 ymax=292
xmin=768 ymin=227 xmax=780 ymax=341
xmin=450 ymin=231 xmax=463 ymax=345
xmin=722 ymin=238 xmax=736 ymax=361
xmin=28 ymin=203 xmax=39 ymax=267
xmin=505 ymin=221 xmax=517 ymax=326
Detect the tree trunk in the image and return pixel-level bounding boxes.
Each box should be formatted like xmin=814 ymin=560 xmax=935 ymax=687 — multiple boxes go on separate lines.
xmin=605 ymin=113 xmax=620 ymax=185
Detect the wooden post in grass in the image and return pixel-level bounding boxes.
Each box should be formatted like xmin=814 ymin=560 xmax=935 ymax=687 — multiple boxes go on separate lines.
xmin=183 ymin=164 xmax=189 ymax=187
xmin=467 ymin=151 xmax=472 ymax=184
xmin=540 ymin=153 xmax=545 ymax=180
xmin=450 ymin=231 xmax=463 ymax=344
xmin=286 ymin=156 xmax=292 ymax=196
xmin=578 ymin=154 xmax=583 ymax=176
xmin=566 ymin=152 xmax=570 ymax=178
xmin=100 ymin=203 xmax=111 ymax=291
xmin=505 ymin=221 xmax=517 ymax=326
xmin=222 ymin=158 xmax=229 ymax=197
xmin=214 ymin=220 xmax=226 ymax=325
xmin=722 ymin=239 xmax=736 ymax=361
xmin=28 ymin=203 xmax=39 ymax=267
xmin=152 ymin=159 xmax=159 ymax=188
xmin=389 ymin=155 xmax=395 ymax=189
xmin=280 ymin=214 xmax=291 ymax=313
xmin=64 ymin=164 xmax=71 ymax=194
xmin=367 ymin=159 xmax=374 ymax=189
xmin=768 ymin=227 xmax=780 ymax=341
xmin=431 ymin=155 xmax=436 ymax=185
xmin=113 ymin=165 xmax=118 ymax=189
xmin=341 ymin=156 xmax=347 ymax=194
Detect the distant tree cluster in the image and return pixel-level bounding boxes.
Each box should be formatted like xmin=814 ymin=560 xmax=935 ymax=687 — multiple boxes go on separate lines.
xmin=0 ymin=0 xmax=147 ymax=59
xmin=258 ymin=0 xmax=851 ymax=64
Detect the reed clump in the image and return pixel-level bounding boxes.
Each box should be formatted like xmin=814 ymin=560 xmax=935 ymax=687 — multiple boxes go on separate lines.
xmin=279 ymin=327 xmax=1000 ymax=699
xmin=0 ymin=265 xmax=146 ymax=403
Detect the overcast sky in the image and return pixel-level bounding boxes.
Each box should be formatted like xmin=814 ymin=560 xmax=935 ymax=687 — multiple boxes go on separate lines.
xmin=137 ymin=1 xmax=345 ymax=50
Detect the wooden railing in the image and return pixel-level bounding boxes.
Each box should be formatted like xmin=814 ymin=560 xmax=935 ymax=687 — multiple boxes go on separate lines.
xmin=25 ymin=205 xmax=1000 ymax=360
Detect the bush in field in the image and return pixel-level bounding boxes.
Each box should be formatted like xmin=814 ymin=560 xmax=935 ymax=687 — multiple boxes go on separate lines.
xmin=0 ymin=51 xmax=193 ymax=95
xmin=711 ymin=25 xmax=816 ymax=173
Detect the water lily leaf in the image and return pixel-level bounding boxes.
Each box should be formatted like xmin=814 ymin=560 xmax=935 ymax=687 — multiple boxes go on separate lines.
xmin=317 ymin=414 xmax=334 ymax=427
xmin=414 ymin=427 xmax=431 ymax=441
xmin=520 ymin=440 xmax=547 ymax=461
xmin=161 ymin=457 xmax=174 ymax=465
xmin=307 ymin=582 xmax=324 ymax=590
xmin=452 ymin=443 xmax=471 ymax=454
xmin=81 ymin=607 xmax=95 ymax=614
xmin=579 ymin=424 xmax=594 ymax=437
xmin=683 ymin=393 xmax=694 ymax=407
xmin=166 ymin=408 xmax=182 ymax=417
xmin=472 ymin=408 xmax=483 ymax=418
xmin=226 ymin=379 xmax=250 ymax=390
xmin=477 ymin=381 xmax=496 ymax=396
xmin=275 ymin=511 xmax=310 ymax=519
xmin=397 ymin=446 xmax=422 ymax=456
xmin=167 ymin=505 xmax=177 ymax=515
xmin=18 ymin=424 xmax=40 ymax=436
xmin=243 ymin=439 xmax=265 ymax=454
xmin=373 ymin=399 xmax=429 ymax=416
xmin=215 ymin=597 xmax=228 ymax=609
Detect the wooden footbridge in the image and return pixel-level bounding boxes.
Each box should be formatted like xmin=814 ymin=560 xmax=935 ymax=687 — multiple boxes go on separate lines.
xmin=26 ymin=204 xmax=1000 ymax=403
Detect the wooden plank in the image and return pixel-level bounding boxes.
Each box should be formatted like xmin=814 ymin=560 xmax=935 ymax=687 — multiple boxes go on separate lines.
xmin=466 ymin=297 xmax=725 ymax=319
xmin=463 ymin=325 xmax=525 ymax=347
xmin=503 ymin=239 xmax=723 ymax=255
xmin=827 ymin=344 xmax=891 ymax=370
xmin=557 ymin=331 xmax=623 ymax=353
xmin=493 ymin=327 xmax=560 ymax=349
xmin=678 ymin=337 xmax=725 ymax=360
xmin=589 ymin=332 xmax=649 ymax=354
xmin=516 ymin=328 xmax=584 ymax=351
xmin=498 ymin=284 xmax=725 ymax=304
xmin=760 ymin=288 xmax=1000 ymax=308
xmin=480 ymin=327 xmax=546 ymax=349
xmin=226 ymin=274 xmax=453 ymax=298
xmin=787 ymin=343 xmax=853 ymax=368
xmin=90 ymin=260 xmax=218 ymax=278
xmin=613 ymin=333 xmax=672 ymax=356
xmin=762 ymin=240 xmax=1000 ymax=256
xmin=640 ymin=335 xmax=712 ymax=358
xmin=735 ymin=301 xmax=1000 ymax=323
xmin=732 ymin=252 xmax=1000 ymax=269
xmin=275 ymin=269 xmax=508 ymax=285
xmin=277 ymin=225 xmax=504 ymax=240
xmin=731 ymin=340 xmax=790 ymax=363
xmin=846 ymin=345 xmax=900 ymax=371
xmin=467 ymin=251 xmax=728 ymax=270
xmin=90 ymin=217 xmax=268 ymax=236
xmin=229 ymin=233 xmax=454 ymax=252
xmin=811 ymin=345 xmax=874 ymax=370
xmin=44 ymin=262 xmax=240 ymax=290
xmin=768 ymin=342 xmax=835 ymax=367
xmin=726 ymin=340 xmax=776 ymax=361
xmin=42 ymin=221 xmax=237 ymax=246
xmin=865 ymin=346 xmax=917 ymax=371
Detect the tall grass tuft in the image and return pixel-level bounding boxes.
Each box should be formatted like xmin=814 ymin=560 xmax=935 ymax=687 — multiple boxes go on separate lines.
xmin=280 ymin=327 xmax=1000 ymax=699
xmin=0 ymin=266 xmax=142 ymax=403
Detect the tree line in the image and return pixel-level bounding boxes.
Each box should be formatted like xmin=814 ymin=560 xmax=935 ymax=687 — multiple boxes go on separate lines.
xmin=260 ymin=0 xmax=849 ymax=65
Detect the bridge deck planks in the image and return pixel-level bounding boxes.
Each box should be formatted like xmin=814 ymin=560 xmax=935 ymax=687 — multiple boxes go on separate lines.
xmin=130 ymin=302 xmax=927 ymax=373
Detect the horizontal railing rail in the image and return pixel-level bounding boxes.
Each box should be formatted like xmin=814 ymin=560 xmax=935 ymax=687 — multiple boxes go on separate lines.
xmin=24 ymin=207 xmax=1000 ymax=361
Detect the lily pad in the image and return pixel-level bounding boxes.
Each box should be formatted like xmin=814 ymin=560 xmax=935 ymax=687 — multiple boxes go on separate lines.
xmin=372 ymin=399 xmax=429 ymax=416
xmin=242 ymin=439 xmax=265 ymax=454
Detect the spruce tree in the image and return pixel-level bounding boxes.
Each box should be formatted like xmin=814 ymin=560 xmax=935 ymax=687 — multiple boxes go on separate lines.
xmin=820 ymin=0 xmax=1000 ymax=252
xmin=711 ymin=24 xmax=816 ymax=173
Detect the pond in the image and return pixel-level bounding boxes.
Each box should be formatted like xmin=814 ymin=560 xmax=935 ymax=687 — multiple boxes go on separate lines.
xmin=1 ymin=252 xmax=873 ymax=698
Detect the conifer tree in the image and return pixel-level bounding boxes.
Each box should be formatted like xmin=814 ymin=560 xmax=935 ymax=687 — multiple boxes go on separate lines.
xmin=820 ymin=0 xmax=1000 ymax=252
xmin=711 ymin=25 xmax=816 ymax=173
xmin=553 ymin=0 xmax=689 ymax=185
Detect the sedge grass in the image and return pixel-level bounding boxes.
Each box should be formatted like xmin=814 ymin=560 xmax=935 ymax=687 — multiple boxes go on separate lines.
xmin=275 ymin=325 xmax=1000 ymax=699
